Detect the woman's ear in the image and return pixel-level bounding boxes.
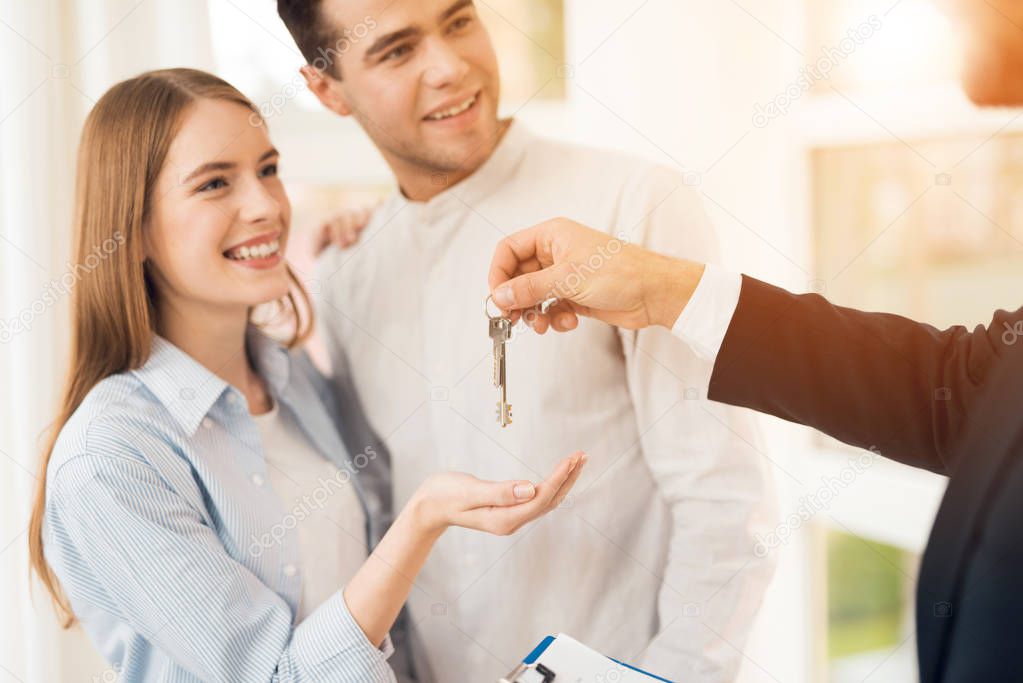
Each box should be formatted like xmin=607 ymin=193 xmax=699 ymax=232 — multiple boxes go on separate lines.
xmin=301 ymin=65 xmax=353 ymax=117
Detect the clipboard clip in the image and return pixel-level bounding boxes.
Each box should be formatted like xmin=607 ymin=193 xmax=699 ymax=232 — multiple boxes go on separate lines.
xmin=499 ymin=661 xmax=557 ymax=683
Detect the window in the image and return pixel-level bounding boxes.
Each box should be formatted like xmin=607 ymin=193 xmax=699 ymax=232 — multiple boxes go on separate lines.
xmin=812 ymin=133 xmax=1023 ymax=331
xmin=805 ymin=0 xmax=959 ymax=96
xmin=822 ymin=529 xmax=918 ymax=682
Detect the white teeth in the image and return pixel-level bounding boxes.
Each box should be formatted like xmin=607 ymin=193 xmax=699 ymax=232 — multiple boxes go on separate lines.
xmin=426 ymin=94 xmax=477 ymax=121
xmin=226 ymin=239 xmax=280 ymax=261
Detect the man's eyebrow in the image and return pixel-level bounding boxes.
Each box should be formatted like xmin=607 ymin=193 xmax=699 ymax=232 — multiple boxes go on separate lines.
xmin=363 ymin=27 xmax=421 ymax=60
xmin=362 ymin=1 xmax=474 ymax=61
xmin=438 ymin=0 xmax=473 ymax=23
xmin=182 ymin=148 xmax=278 ymax=184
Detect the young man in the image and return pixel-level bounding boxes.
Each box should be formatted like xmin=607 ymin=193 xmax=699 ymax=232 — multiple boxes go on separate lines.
xmin=277 ymin=2 xmax=775 ymax=681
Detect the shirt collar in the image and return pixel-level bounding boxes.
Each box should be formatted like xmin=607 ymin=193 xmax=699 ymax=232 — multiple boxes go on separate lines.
xmin=247 ymin=326 xmax=292 ymax=399
xmin=131 ymin=327 xmax=291 ymax=436
xmin=396 ymin=118 xmax=532 ymax=216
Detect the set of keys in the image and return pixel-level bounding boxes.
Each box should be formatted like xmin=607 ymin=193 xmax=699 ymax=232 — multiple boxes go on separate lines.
xmin=485 ymin=295 xmax=513 ymax=427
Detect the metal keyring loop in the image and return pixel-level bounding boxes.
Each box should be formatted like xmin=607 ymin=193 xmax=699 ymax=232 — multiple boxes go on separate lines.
xmin=484 ymin=294 xmax=504 ymax=320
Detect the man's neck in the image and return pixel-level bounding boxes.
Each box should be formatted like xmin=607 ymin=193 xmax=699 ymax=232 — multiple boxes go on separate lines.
xmin=389 ymin=120 xmax=512 ymax=203
xmin=399 ymin=164 xmax=475 ymax=203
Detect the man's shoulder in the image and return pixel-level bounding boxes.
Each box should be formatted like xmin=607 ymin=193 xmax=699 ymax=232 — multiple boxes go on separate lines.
xmin=314 ymin=194 xmax=405 ymax=289
xmin=519 ymin=125 xmax=688 ymax=189
xmin=516 ymin=126 xmax=708 ymax=248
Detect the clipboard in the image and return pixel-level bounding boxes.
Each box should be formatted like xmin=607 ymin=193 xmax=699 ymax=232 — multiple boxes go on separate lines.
xmin=499 ymin=633 xmax=675 ymax=682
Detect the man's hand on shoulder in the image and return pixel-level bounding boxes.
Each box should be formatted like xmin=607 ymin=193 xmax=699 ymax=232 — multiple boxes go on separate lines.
xmin=313 ymin=200 xmax=381 ymax=255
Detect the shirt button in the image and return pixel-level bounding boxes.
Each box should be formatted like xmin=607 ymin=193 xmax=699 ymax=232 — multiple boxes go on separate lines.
xmin=283 ymin=564 xmax=298 ymax=577
xmin=201 ymin=418 xmax=213 ymax=429
xmin=251 ymin=473 xmax=265 ymax=487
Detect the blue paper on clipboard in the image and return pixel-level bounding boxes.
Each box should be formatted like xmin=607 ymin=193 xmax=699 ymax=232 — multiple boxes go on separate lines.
xmin=499 ymin=633 xmax=675 ymax=682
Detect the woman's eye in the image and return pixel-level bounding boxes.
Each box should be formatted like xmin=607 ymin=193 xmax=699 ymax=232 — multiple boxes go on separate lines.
xmin=260 ymin=163 xmax=278 ymax=178
xmin=383 ymin=44 xmax=412 ymax=62
xmin=197 ymin=177 xmax=227 ymax=192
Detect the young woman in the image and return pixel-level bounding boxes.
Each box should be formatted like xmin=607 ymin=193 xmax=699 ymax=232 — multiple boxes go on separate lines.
xmin=27 ymin=68 xmax=585 ymax=682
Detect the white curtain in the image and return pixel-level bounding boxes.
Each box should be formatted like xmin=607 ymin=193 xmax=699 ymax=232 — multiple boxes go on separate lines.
xmin=0 ymin=2 xmax=214 ymax=679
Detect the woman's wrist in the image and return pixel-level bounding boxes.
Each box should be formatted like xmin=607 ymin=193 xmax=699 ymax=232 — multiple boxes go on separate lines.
xmin=344 ymin=489 xmax=442 ymax=648
xmin=400 ymin=487 xmax=447 ymax=542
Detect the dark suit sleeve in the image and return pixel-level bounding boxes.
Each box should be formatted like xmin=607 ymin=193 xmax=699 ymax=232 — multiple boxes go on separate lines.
xmin=708 ymin=275 xmax=1022 ymax=476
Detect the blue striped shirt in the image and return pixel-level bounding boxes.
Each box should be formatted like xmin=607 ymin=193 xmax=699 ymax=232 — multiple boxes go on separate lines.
xmin=43 ymin=328 xmax=398 ymax=682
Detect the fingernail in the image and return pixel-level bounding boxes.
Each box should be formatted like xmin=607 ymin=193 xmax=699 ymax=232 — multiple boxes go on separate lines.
xmin=494 ymin=286 xmax=514 ymax=308
xmin=514 ymin=483 xmax=535 ymax=500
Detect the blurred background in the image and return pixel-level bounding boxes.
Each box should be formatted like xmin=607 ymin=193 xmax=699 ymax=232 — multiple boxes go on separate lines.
xmin=2 ymin=1 xmax=1021 ymax=681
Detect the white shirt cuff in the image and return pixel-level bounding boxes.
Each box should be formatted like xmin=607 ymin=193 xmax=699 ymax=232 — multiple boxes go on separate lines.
xmin=669 ymin=264 xmax=742 ymax=363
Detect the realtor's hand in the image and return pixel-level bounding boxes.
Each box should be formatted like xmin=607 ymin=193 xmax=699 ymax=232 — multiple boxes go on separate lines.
xmin=488 ymin=218 xmax=706 ymax=333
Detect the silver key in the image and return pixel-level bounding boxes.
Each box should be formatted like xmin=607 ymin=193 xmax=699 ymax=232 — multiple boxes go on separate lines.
xmin=486 ymin=296 xmax=513 ymax=427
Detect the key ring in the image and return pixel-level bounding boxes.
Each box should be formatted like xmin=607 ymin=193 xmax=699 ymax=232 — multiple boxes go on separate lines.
xmin=484 ymin=294 xmax=505 ymax=320
xmin=486 ymin=293 xmax=562 ymax=322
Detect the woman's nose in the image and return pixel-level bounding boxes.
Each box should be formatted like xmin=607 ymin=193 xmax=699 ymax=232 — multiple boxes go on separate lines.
xmin=238 ymin=176 xmax=282 ymax=225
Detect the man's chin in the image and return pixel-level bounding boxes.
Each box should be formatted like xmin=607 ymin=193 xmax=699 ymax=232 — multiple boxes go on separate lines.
xmin=423 ymin=126 xmax=502 ymax=172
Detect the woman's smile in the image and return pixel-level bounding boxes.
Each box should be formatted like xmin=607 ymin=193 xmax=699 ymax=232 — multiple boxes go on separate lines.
xmin=223 ymin=230 xmax=284 ymax=270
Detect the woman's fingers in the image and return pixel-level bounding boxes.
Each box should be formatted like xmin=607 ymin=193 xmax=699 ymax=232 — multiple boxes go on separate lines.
xmin=544 ymin=452 xmax=587 ymax=512
xmin=533 ymin=451 xmax=584 ymax=507
xmin=458 ymin=452 xmax=587 ymax=534
xmin=466 ymin=477 xmax=537 ymax=508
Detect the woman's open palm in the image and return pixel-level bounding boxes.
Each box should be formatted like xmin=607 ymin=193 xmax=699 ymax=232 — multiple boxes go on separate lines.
xmin=416 ymin=452 xmax=587 ymax=537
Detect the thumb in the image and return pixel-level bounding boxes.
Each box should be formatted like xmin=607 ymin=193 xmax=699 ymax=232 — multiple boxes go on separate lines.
xmin=493 ymin=262 xmax=575 ymax=311
xmin=469 ymin=479 xmax=536 ymax=508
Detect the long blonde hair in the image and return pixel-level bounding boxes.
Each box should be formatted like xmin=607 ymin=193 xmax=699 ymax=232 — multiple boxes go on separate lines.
xmin=28 ymin=68 xmax=313 ymax=626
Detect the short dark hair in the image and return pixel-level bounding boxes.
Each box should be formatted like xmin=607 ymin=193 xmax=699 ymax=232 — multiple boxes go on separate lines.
xmin=277 ymin=0 xmax=341 ymax=75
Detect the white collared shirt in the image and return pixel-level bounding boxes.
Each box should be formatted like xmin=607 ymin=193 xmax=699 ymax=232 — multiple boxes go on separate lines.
xmin=254 ymin=399 xmax=369 ymax=623
xmin=316 ymin=122 xmax=776 ymax=683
